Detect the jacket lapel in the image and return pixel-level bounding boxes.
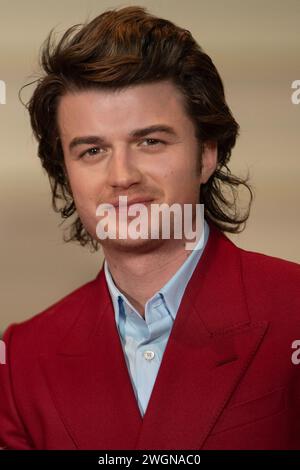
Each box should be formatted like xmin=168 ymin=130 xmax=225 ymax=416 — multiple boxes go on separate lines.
xmin=136 ymin=224 xmax=269 ymax=449
xmin=39 ymin=270 xmax=143 ymax=449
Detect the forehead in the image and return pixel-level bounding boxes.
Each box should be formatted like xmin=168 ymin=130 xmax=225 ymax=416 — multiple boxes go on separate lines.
xmin=57 ymin=80 xmax=191 ymax=139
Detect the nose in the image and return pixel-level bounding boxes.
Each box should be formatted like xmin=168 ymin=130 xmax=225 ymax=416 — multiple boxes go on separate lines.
xmin=106 ymin=145 xmax=142 ymax=190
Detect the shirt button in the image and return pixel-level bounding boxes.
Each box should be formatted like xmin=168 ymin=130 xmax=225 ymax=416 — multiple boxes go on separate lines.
xmin=143 ymin=350 xmax=155 ymax=361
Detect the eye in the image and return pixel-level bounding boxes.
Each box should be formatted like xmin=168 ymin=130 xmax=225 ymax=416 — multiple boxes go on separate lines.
xmin=80 ymin=147 xmax=102 ymax=159
xmin=140 ymin=138 xmax=165 ymax=147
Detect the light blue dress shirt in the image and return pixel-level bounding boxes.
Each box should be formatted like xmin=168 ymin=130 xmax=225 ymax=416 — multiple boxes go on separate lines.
xmin=104 ymin=219 xmax=210 ymax=416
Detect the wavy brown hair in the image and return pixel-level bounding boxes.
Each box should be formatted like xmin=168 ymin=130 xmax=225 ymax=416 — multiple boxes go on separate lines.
xmin=21 ymin=5 xmax=253 ymax=252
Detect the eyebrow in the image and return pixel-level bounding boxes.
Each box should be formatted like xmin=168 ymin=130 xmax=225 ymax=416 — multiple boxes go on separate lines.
xmin=68 ymin=124 xmax=178 ymax=153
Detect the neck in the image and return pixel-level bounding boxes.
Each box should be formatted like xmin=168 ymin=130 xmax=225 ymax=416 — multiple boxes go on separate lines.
xmin=103 ymin=238 xmax=194 ymax=317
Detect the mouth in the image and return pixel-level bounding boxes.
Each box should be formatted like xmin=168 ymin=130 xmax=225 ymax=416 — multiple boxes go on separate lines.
xmin=110 ymin=197 xmax=155 ymax=208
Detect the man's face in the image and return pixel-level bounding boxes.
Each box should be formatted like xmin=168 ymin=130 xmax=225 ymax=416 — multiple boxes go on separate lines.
xmin=57 ymin=80 xmax=217 ymax=251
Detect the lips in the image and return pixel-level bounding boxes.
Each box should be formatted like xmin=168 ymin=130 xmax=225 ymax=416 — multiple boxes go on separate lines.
xmin=109 ymin=196 xmax=154 ymax=208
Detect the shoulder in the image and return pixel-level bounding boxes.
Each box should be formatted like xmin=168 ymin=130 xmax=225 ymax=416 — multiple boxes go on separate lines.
xmin=214 ymin=226 xmax=300 ymax=294
xmin=238 ymin=244 xmax=300 ymax=285
xmin=234 ymin=243 xmax=300 ymax=322
xmin=2 ymin=275 xmax=98 ymax=357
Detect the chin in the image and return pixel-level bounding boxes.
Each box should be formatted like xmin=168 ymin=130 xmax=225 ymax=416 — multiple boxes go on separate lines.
xmin=99 ymin=235 xmax=166 ymax=254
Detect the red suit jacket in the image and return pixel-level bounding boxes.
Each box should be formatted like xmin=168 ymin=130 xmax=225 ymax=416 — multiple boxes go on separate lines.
xmin=1 ymin=223 xmax=300 ymax=450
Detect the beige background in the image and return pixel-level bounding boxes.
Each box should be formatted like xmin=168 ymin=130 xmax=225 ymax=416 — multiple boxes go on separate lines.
xmin=0 ymin=0 xmax=299 ymax=331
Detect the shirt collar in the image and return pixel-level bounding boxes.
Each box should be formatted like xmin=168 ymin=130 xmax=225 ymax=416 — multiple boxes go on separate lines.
xmin=158 ymin=219 xmax=209 ymax=319
xmin=104 ymin=219 xmax=209 ymax=323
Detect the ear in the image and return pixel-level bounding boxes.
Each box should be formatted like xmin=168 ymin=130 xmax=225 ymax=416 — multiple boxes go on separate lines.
xmin=199 ymin=141 xmax=218 ymax=184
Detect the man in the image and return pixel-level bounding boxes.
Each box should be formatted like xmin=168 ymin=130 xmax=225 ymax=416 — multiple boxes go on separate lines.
xmin=0 ymin=6 xmax=299 ymax=450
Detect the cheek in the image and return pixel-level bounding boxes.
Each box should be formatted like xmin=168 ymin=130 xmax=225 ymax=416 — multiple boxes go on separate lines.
xmin=160 ymin=162 xmax=199 ymax=188
xmin=66 ymin=166 xmax=97 ymax=210
xmin=156 ymin=170 xmax=198 ymax=205
xmin=67 ymin=175 xmax=99 ymax=236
